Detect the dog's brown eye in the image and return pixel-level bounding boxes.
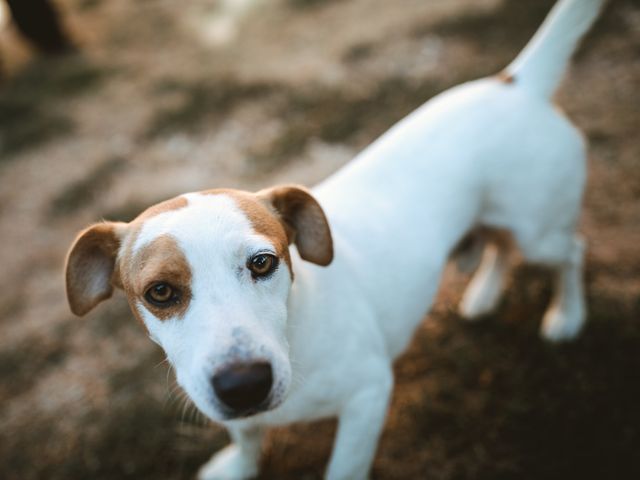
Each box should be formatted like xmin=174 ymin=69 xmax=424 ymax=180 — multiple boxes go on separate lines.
xmin=145 ymin=283 xmax=179 ymax=307
xmin=248 ymin=254 xmax=277 ymax=278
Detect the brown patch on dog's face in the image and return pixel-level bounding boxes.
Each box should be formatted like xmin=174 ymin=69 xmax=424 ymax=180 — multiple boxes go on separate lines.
xmin=120 ymin=234 xmax=192 ymax=321
xmin=228 ymin=191 xmax=294 ymax=272
xmin=102 ymin=196 xmax=190 ymax=324
xmin=109 ymin=195 xmax=189 ymax=285
xmin=65 ymin=185 xmax=331 ymax=323
xmin=199 ymin=186 xmax=333 ymax=272
xmin=201 ymin=189 xmax=293 ymax=273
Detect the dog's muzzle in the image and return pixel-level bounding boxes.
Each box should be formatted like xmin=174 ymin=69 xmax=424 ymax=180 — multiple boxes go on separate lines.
xmin=212 ymin=361 xmax=273 ymax=417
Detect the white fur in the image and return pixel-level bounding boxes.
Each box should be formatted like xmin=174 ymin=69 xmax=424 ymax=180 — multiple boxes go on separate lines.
xmin=507 ymin=0 xmax=606 ymax=99
xmin=131 ymin=193 xmax=293 ymax=422
xmin=120 ymin=1 xmax=605 ymax=478
xmin=459 ymin=243 xmax=509 ymax=319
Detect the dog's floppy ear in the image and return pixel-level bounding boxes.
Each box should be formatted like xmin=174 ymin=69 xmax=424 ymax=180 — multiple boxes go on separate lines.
xmin=259 ymin=185 xmax=333 ymax=266
xmin=65 ymin=222 xmax=127 ymax=316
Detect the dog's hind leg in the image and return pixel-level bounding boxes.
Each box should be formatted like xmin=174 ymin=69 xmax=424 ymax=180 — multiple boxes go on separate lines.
xmin=540 ymin=235 xmax=586 ymax=342
xmin=459 ymin=229 xmax=512 ymax=320
xmin=517 ymin=231 xmax=586 ymax=342
xmin=198 ymin=424 xmax=264 ymax=480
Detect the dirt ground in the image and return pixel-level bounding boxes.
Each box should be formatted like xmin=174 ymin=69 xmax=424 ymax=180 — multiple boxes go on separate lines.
xmin=0 ymin=0 xmax=638 ymax=478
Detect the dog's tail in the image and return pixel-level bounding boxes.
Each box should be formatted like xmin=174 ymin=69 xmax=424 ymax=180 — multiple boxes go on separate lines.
xmin=503 ymin=0 xmax=607 ymax=99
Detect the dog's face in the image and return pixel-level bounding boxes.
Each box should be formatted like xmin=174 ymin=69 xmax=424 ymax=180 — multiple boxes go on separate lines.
xmin=64 ymin=186 xmax=332 ymax=421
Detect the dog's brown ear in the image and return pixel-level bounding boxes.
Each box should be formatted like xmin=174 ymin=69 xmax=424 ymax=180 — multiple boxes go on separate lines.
xmin=259 ymin=185 xmax=333 ymax=266
xmin=65 ymin=222 xmax=127 ymax=316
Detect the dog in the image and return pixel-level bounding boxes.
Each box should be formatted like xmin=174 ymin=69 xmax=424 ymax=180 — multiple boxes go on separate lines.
xmin=64 ymin=0 xmax=606 ymax=478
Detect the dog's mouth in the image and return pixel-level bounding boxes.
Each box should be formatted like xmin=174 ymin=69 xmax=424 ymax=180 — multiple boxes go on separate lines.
xmin=217 ymin=396 xmax=276 ymax=420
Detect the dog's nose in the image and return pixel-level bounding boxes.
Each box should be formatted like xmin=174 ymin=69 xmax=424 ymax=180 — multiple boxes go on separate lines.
xmin=212 ymin=361 xmax=273 ymax=413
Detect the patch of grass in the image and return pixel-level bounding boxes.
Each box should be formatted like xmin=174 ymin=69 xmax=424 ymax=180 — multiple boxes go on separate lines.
xmin=0 ymin=420 xmax=57 ymax=480
xmin=0 ymin=56 xmax=108 ymax=159
xmin=68 ymin=400 xmax=214 ymax=480
xmin=107 ymin=347 xmax=164 ymax=393
xmin=418 ymin=0 xmax=554 ymax=50
xmin=378 ymin=264 xmax=640 ymax=480
xmin=100 ymin=201 xmax=151 ymax=223
xmin=287 ymin=0 xmax=338 ymax=9
xmin=99 ymin=192 xmax=180 ymax=223
xmin=42 ymin=350 xmax=221 ymax=480
xmin=87 ymin=297 xmax=136 ymax=338
xmin=145 ymin=78 xmax=274 ymax=139
xmin=0 ymin=294 xmax=27 ymax=325
xmin=0 ymin=325 xmax=70 ymax=401
xmin=76 ymin=0 xmax=103 ymax=12
xmin=251 ymin=76 xmax=445 ymax=171
xmin=49 ymin=157 xmax=127 ymax=217
xmin=0 ymin=100 xmax=74 ymax=159
xmin=6 ymin=56 xmax=107 ymax=99
xmin=341 ymin=41 xmax=375 ymax=63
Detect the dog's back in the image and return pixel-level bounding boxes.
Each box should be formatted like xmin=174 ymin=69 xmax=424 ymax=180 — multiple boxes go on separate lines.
xmin=314 ymin=0 xmax=606 ymax=352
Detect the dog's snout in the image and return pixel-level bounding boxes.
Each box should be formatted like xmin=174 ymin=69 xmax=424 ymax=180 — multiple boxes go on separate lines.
xmin=212 ymin=361 xmax=273 ymax=413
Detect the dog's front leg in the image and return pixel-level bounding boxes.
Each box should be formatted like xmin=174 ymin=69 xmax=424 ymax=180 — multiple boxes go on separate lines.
xmin=198 ymin=424 xmax=264 ymax=480
xmin=325 ymin=367 xmax=393 ymax=480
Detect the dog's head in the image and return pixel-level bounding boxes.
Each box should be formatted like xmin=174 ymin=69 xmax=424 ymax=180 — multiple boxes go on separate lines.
xmin=64 ymin=185 xmax=332 ymax=420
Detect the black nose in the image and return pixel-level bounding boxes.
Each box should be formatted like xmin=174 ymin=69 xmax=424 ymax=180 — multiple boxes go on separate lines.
xmin=212 ymin=361 xmax=273 ymax=413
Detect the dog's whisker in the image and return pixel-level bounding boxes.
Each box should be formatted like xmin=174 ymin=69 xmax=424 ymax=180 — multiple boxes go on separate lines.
xmin=164 ymin=380 xmax=184 ymax=407
xmin=290 ymin=370 xmax=308 ymax=389
xmin=180 ymin=394 xmax=193 ymax=426
xmin=154 ymin=357 xmax=170 ymax=369
xmin=165 ymin=388 xmax=183 ymax=410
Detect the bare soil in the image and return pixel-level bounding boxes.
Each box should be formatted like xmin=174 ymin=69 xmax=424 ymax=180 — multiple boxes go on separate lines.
xmin=0 ymin=0 xmax=639 ymax=479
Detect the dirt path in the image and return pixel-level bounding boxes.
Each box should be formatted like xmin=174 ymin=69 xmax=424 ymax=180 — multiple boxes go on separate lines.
xmin=0 ymin=0 xmax=638 ymax=479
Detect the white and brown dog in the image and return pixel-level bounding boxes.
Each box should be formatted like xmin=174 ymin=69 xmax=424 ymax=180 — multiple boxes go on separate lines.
xmin=65 ymin=1 xmax=605 ymax=478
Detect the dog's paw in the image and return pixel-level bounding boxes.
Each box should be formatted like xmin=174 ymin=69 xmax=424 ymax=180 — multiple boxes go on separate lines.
xmin=458 ymin=250 xmax=506 ymax=320
xmin=197 ymin=445 xmax=258 ymax=480
xmin=459 ymin=280 xmax=502 ymax=320
xmin=459 ymin=292 xmax=496 ymax=320
xmin=540 ymin=304 xmax=585 ymax=342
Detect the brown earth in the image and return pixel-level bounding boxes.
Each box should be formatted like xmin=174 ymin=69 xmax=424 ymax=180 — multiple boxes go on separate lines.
xmin=0 ymin=0 xmax=639 ymax=479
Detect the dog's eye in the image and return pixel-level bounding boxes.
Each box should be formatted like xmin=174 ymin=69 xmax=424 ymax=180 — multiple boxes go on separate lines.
xmin=144 ymin=282 xmax=180 ymax=307
xmin=248 ymin=254 xmax=278 ymax=278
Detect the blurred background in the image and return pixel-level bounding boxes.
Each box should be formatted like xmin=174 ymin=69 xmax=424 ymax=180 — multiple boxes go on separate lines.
xmin=0 ymin=0 xmax=639 ymax=478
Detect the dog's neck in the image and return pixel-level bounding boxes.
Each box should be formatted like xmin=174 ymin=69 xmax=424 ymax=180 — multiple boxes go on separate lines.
xmin=286 ymin=143 xmax=479 ymax=358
